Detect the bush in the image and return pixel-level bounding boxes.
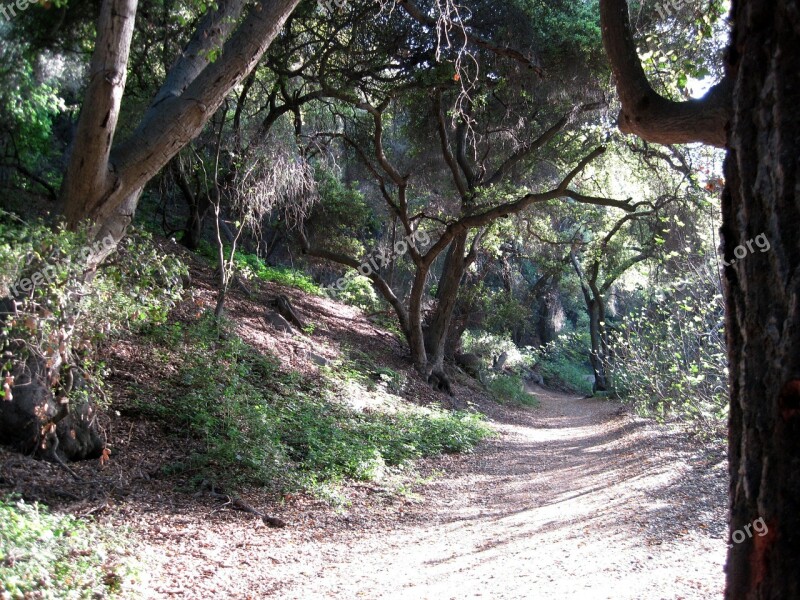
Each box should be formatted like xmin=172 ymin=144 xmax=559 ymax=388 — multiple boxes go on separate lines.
xmin=608 ymin=270 xmax=727 ymax=429
xmin=487 ymin=374 xmax=539 ymax=408
xmin=235 ymin=251 xmax=324 ymax=295
xmin=329 ymin=272 xmax=381 ymax=312
xmin=0 ymin=212 xmax=186 ymax=411
xmin=0 ymin=497 xmax=134 ymax=598
xmin=140 ymin=314 xmax=492 ymax=493
xmin=461 ymin=330 xmax=523 ymax=368
xmin=524 ymin=330 xmax=594 ymax=395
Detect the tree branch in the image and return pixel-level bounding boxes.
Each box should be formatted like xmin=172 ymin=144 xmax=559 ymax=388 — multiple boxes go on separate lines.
xmin=297 ymin=227 xmax=411 ymax=336
xmin=396 ymin=0 xmax=543 ymax=76
xmin=599 ymin=0 xmax=730 ymax=147
xmin=61 ymin=0 xmax=138 ymax=221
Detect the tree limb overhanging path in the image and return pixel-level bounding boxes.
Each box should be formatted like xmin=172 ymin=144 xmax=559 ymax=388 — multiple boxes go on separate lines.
xmin=134 ymin=388 xmax=727 ymax=599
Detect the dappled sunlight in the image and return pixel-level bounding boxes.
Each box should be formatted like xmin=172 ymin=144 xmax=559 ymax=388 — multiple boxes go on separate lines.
xmin=264 ymin=389 xmax=726 ymax=600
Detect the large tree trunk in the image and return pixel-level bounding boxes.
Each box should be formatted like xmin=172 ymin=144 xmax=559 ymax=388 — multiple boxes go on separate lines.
xmin=586 ymin=296 xmax=609 ymax=393
xmin=722 ymin=0 xmax=800 ymax=596
xmin=61 ymin=0 xmax=302 ymax=246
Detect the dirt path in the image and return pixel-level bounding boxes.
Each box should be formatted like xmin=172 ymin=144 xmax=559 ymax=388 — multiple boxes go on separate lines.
xmin=132 ymin=387 xmax=728 ymax=599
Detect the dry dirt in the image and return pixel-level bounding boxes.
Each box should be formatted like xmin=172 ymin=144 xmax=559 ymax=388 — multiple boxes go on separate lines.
xmin=119 ymin=385 xmax=727 ymax=600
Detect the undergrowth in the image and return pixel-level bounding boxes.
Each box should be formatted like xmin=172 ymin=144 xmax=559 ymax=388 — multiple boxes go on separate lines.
xmin=487 ymin=374 xmax=539 ymax=408
xmin=138 ymin=314 xmax=491 ymax=495
xmin=0 ymin=497 xmax=135 ymax=599
xmin=196 ymin=242 xmax=323 ymax=295
xmin=525 ymin=331 xmax=594 ymax=395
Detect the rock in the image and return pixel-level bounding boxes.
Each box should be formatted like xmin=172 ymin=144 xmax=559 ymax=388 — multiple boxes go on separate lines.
xmin=272 ymin=294 xmax=305 ymax=330
xmin=307 ymin=352 xmax=330 ymax=367
xmin=455 ymin=352 xmax=483 ymax=376
xmin=525 ymin=370 xmax=544 ymax=386
xmin=264 ymin=311 xmax=294 ymax=333
xmin=493 ymin=351 xmax=509 ymax=371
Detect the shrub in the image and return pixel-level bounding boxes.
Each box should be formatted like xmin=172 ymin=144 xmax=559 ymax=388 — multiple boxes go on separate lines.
xmin=140 ymin=315 xmax=492 ymax=493
xmin=0 ymin=497 xmax=134 ymax=598
xmin=329 ymin=272 xmax=381 ymax=312
xmin=607 ymin=271 xmax=727 ymax=429
xmin=487 ymin=374 xmax=539 ymax=407
xmin=524 ymin=330 xmax=594 ymax=395
xmin=461 ymin=330 xmax=523 ymax=368
xmin=0 ymin=212 xmax=186 ymax=411
xmin=234 ymin=251 xmax=324 ymax=295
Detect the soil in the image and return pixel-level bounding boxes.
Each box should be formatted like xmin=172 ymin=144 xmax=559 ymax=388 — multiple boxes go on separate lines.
xmin=1 ymin=385 xmax=728 ymax=599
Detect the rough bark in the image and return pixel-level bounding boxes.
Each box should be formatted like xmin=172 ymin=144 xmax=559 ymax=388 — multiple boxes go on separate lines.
xmin=599 ymin=0 xmax=731 ymax=148
xmin=0 ymin=301 xmax=103 ymax=462
xmin=722 ymin=0 xmax=800 ymax=596
xmin=61 ymin=0 xmax=138 ymax=225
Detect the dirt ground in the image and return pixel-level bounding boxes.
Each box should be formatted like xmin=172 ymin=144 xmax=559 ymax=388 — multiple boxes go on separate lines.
xmin=115 ymin=385 xmax=727 ymax=600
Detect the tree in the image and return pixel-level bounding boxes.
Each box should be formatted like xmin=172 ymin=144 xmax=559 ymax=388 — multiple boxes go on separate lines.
xmin=0 ymin=0 xmax=304 ymax=462
xmin=601 ymin=0 xmax=800 ymax=595
xmin=300 ymin=91 xmax=634 ymax=386
xmin=60 ymin=0 xmax=302 ymax=247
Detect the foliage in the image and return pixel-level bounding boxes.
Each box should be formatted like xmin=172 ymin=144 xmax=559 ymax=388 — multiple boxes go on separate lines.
xmin=525 ymin=330 xmax=594 ymax=395
xmin=473 ymin=286 xmax=531 ymax=338
xmin=461 ymin=330 xmax=521 ymax=365
xmin=486 ymin=374 xmax=539 ymax=408
xmin=0 ymin=46 xmax=66 ymax=190
xmin=0 ymin=497 xmax=134 ymax=599
xmin=0 ymin=211 xmax=186 ymax=408
xmin=330 ymin=272 xmax=382 ymax=313
xmin=140 ymin=315 xmax=492 ymax=493
xmin=608 ymin=259 xmax=727 ymax=431
xmin=233 ymin=250 xmax=324 ymax=295
xmin=307 ymin=169 xmax=377 ymax=259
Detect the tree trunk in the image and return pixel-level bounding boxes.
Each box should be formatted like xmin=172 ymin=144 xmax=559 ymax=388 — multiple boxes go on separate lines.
xmin=426 ymin=231 xmax=469 ymax=371
xmin=723 ymin=0 xmax=800 ymax=596
xmin=587 ymin=298 xmax=609 ymax=392
xmin=61 ymin=0 xmax=302 ymax=245
xmin=599 ymin=0 xmax=730 ymax=147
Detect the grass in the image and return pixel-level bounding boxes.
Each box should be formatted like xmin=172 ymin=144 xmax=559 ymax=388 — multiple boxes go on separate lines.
xmin=196 ymin=241 xmax=324 ymax=295
xmin=138 ymin=313 xmax=492 ymax=495
xmin=538 ymin=357 xmax=594 ymax=396
xmin=0 ymin=497 xmax=135 ymax=599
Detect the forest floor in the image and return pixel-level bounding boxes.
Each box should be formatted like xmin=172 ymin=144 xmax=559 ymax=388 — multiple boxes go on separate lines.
xmin=0 ymin=244 xmax=730 ymax=599
xmin=118 ymin=388 xmax=726 ymax=599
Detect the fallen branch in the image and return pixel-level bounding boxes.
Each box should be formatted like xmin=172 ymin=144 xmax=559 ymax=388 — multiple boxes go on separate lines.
xmin=209 ymin=492 xmax=287 ymax=528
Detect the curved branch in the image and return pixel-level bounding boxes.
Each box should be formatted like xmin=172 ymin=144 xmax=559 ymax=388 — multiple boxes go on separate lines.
xmin=396 ymin=0 xmax=543 ymax=76
xmin=297 ymin=228 xmax=411 ymax=337
xmin=600 ymin=0 xmax=731 ymax=148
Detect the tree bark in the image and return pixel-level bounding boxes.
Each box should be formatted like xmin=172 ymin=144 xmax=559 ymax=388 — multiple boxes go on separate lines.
xmin=426 ymin=230 xmax=469 ymax=371
xmin=722 ymin=0 xmax=800 ymax=596
xmin=61 ymin=0 xmax=138 ymax=226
